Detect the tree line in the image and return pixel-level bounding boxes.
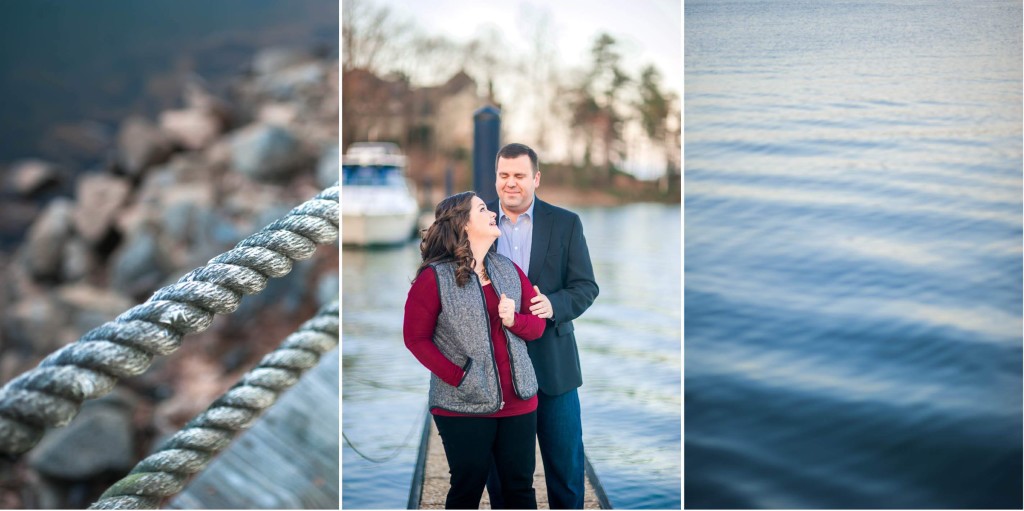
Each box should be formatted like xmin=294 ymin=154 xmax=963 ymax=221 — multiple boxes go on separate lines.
xmin=342 ymin=0 xmax=679 ymax=191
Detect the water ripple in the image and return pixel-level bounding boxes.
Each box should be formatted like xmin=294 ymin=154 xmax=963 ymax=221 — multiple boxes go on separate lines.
xmin=686 ymin=1 xmax=1022 ymax=507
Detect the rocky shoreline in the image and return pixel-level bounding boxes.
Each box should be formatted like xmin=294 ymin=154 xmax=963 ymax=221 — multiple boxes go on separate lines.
xmin=0 ymin=46 xmax=339 ymax=508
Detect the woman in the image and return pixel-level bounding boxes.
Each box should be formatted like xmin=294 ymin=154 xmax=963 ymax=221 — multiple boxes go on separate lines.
xmin=404 ymin=191 xmax=546 ymax=509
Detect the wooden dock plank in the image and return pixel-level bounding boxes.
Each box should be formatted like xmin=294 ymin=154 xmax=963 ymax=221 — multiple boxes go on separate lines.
xmin=416 ymin=415 xmax=603 ymax=509
xmin=169 ymin=349 xmax=340 ymax=509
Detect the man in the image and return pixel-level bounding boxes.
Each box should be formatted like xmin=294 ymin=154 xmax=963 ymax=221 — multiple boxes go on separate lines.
xmin=486 ymin=142 xmax=599 ymax=509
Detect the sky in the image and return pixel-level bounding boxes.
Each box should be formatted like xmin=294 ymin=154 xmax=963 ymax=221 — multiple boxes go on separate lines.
xmin=368 ymin=0 xmax=679 ymax=95
xmin=373 ymin=0 xmax=681 ymax=96
xmin=368 ymin=0 xmax=682 ymax=178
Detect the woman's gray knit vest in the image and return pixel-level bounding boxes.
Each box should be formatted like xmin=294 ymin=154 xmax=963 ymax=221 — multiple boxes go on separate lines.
xmin=427 ymin=252 xmax=539 ymax=415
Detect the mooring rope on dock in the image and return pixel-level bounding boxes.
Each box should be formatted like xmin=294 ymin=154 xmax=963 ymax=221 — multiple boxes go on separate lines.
xmin=0 ymin=183 xmax=339 ymax=458
xmin=89 ymin=299 xmax=339 ymax=510
xmin=343 ymin=406 xmax=428 ymax=464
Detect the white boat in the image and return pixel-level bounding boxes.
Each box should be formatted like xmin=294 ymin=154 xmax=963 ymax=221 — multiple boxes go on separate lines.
xmin=341 ymin=142 xmax=419 ymax=246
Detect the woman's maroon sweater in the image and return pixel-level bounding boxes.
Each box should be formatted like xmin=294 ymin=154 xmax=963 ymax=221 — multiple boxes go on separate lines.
xmin=404 ymin=263 xmax=546 ymax=417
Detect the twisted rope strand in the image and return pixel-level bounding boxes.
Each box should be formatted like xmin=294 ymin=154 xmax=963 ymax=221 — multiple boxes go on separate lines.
xmin=89 ymin=300 xmax=339 ymax=510
xmin=0 ymin=184 xmax=339 ymax=457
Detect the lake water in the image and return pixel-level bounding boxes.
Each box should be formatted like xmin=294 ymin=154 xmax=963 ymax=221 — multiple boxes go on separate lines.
xmin=685 ymin=0 xmax=1022 ymax=508
xmin=0 ymin=0 xmax=337 ymax=166
xmin=341 ymin=204 xmax=681 ymax=509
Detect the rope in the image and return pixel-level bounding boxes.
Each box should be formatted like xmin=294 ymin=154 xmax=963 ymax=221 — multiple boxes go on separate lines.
xmin=89 ymin=300 xmax=339 ymax=510
xmin=0 ymin=183 xmax=339 ymax=458
xmin=342 ymin=406 xmax=428 ymax=464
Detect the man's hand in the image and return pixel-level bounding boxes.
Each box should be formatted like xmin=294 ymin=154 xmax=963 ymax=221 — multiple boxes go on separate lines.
xmin=529 ymin=285 xmax=553 ymax=319
xmin=498 ymin=293 xmax=516 ymax=327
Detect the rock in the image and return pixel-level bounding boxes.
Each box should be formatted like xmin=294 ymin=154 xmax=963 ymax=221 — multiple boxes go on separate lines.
xmin=143 ymin=153 xmax=220 ymax=187
xmin=7 ymin=159 xmax=60 ymax=196
xmin=316 ymin=144 xmax=339 ymax=188
xmin=60 ymin=237 xmax=95 ymax=282
xmin=175 ymin=207 xmax=240 ymax=269
xmin=183 ymin=78 xmax=232 ymax=123
xmin=0 ymin=200 xmax=40 ymax=250
xmin=159 ymin=108 xmax=223 ymax=150
xmin=229 ymin=124 xmax=306 ymax=182
xmin=257 ymin=102 xmax=298 ymax=126
xmin=153 ymin=353 xmax=230 ymax=429
xmin=117 ymin=116 xmax=174 ymax=176
xmin=203 ymin=138 xmax=233 ymax=170
xmin=72 ymin=173 xmax=131 ymax=245
xmin=109 ymin=228 xmax=167 ymax=298
xmin=158 ymin=183 xmax=216 ymax=244
xmin=154 ymin=183 xmax=221 ymax=268
xmin=55 ymin=283 xmax=132 ymax=333
xmin=24 ymin=198 xmax=74 ymax=280
xmin=5 ymin=292 xmax=70 ymax=354
xmin=28 ymin=391 xmax=136 ymax=479
xmin=252 ymin=47 xmax=313 ymax=76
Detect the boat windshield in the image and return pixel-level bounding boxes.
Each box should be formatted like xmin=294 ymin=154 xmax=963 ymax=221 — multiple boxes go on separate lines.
xmin=342 ymin=165 xmax=406 ymax=186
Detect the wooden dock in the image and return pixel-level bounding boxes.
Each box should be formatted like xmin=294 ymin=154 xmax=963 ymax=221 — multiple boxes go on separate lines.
xmin=169 ymin=349 xmax=340 ymax=509
xmin=409 ymin=412 xmax=610 ymax=509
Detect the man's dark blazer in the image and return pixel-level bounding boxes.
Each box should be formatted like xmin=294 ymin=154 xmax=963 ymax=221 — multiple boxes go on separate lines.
xmin=488 ymin=197 xmax=599 ymax=396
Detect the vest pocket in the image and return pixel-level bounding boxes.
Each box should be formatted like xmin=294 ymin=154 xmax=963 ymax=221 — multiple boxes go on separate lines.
xmin=454 ymin=356 xmax=492 ymax=405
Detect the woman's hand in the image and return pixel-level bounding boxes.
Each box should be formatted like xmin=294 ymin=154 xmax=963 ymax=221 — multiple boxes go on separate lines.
xmin=498 ymin=293 xmax=516 ymax=327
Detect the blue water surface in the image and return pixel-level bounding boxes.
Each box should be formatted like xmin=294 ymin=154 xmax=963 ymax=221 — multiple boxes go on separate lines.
xmin=342 ymin=204 xmax=681 ymax=509
xmin=685 ymin=0 xmax=1022 ymax=508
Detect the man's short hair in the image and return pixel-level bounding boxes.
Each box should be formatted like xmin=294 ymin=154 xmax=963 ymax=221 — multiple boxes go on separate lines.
xmin=495 ymin=143 xmax=539 ymax=175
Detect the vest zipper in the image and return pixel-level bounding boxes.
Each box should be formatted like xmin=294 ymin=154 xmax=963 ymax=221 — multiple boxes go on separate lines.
xmin=489 ymin=272 xmax=521 ymax=400
xmin=475 ymin=263 xmax=503 ymax=412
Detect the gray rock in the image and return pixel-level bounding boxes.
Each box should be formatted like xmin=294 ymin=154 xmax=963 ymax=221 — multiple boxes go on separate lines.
xmin=173 ymin=205 xmax=240 ymax=268
xmin=183 ymin=78 xmax=231 ymax=122
xmin=257 ymin=102 xmax=298 ymax=126
xmin=117 ymin=116 xmax=174 ymax=176
xmin=7 ymin=159 xmax=60 ymax=196
xmin=316 ymin=144 xmax=339 ymax=189
xmin=72 ymin=173 xmax=131 ymax=245
xmin=0 ymin=200 xmax=40 ymax=242
xmin=229 ymin=124 xmax=305 ymax=182
xmin=160 ymin=108 xmax=223 ymax=150
xmin=25 ymin=198 xmax=74 ymax=280
xmin=55 ymin=283 xmax=132 ymax=333
xmin=161 ymin=200 xmax=197 ymax=247
xmin=60 ymin=237 xmax=95 ymax=282
xmin=29 ymin=391 xmax=136 ymax=479
xmin=5 ymin=292 xmax=69 ymax=354
xmin=110 ymin=228 xmax=167 ymax=298
xmin=151 ymin=182 xmax=235 ymax=268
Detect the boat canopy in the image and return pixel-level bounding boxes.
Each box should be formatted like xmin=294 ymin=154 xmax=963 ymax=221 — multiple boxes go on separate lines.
xmin=342 ymin=164 xmax=407 ymax=187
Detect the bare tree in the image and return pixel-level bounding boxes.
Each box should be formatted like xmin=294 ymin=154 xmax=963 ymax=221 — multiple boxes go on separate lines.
xmin=342 ymin=0 xmax=410 ymax=72
xmin=516 ymin=5 xmax=561 ymax=156
xmin=460 ymin=24 xmax=510 ymax=101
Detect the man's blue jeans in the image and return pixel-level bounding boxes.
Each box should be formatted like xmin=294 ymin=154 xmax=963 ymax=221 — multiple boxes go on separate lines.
xmin=487 ymin=389 xmax=585 ymax=509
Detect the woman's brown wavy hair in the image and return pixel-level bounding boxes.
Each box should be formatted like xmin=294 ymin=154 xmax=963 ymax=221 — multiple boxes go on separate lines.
xmin=415 ymin=191 xmax=485 ymax=287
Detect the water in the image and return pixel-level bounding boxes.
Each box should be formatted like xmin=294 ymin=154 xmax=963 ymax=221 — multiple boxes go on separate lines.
xmin=342 ymin=204 xmax=681 ymax=509
xmin=0 ymin=0 xmax=337 ymax=166
xmin=685 ymin=0 xmax=1022 ymax=508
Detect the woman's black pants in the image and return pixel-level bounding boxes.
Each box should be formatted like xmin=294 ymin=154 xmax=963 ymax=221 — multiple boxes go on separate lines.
xmin=433 ymin=411 xmax=537 ymax=509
